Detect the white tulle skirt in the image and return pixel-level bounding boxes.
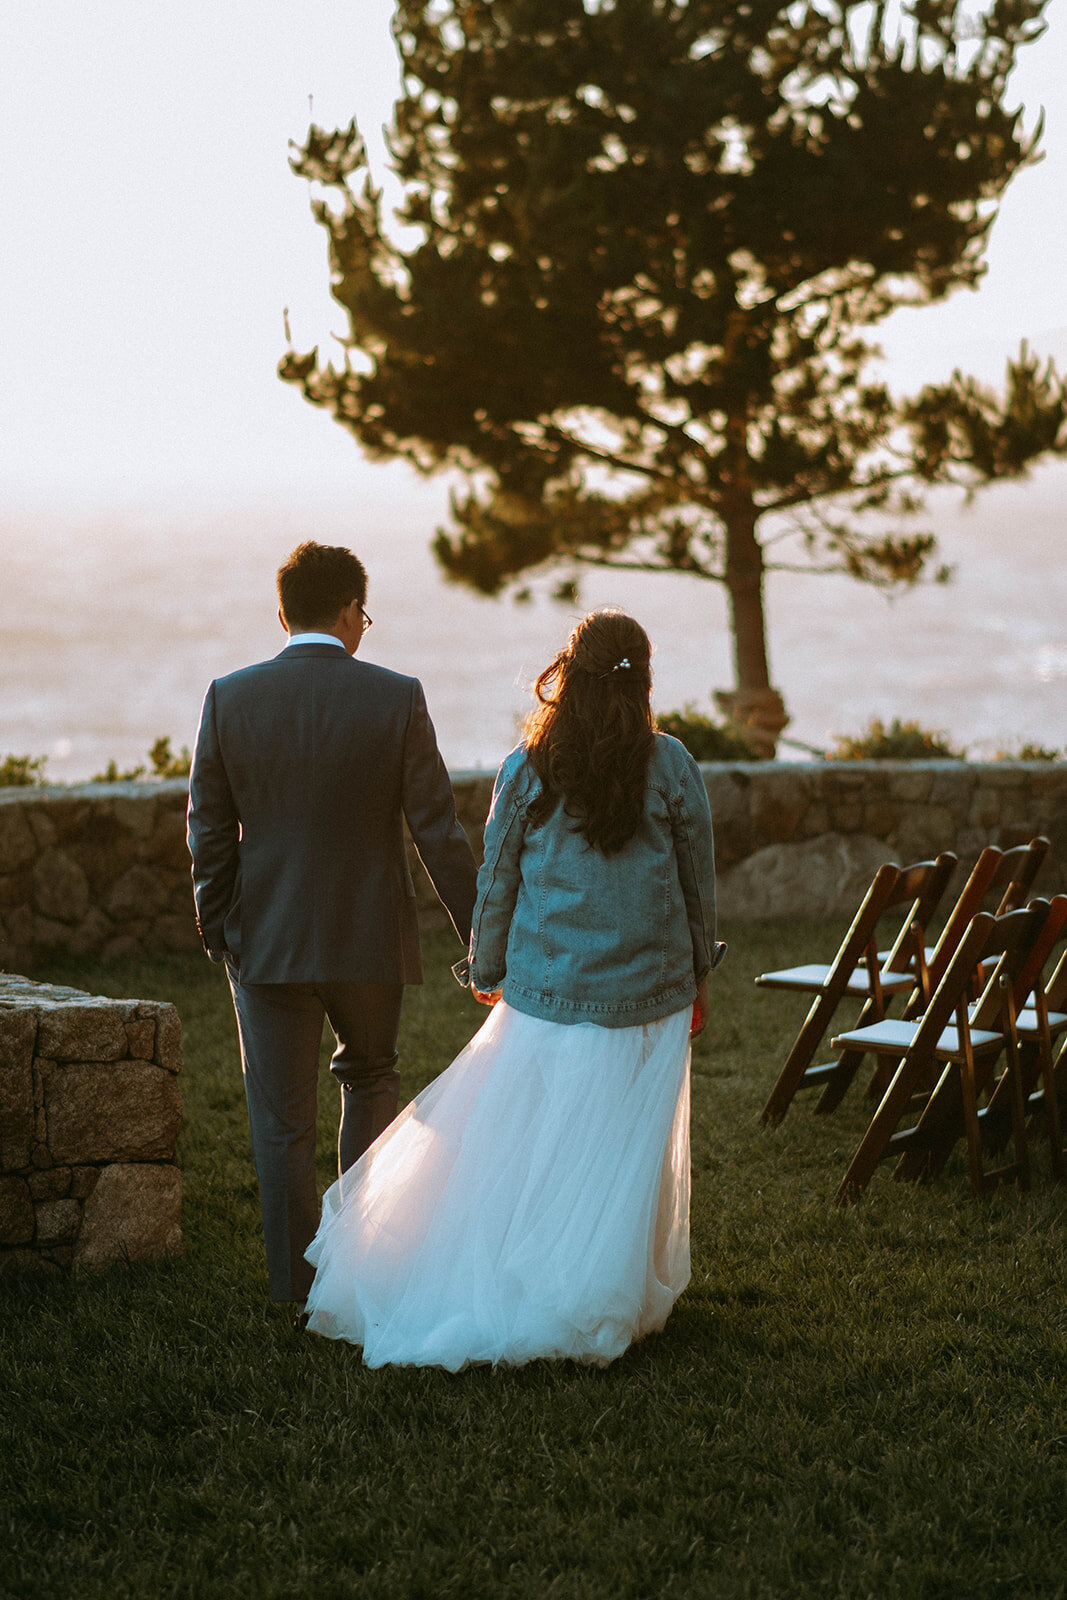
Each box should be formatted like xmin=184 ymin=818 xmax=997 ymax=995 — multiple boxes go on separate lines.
xmin=304 ymin=1000 xmax=692 ymax=1370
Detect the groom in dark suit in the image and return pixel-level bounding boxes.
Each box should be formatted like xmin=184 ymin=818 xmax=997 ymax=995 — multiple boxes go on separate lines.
xmin=188 ymin=541 xmax=478 ymax=1308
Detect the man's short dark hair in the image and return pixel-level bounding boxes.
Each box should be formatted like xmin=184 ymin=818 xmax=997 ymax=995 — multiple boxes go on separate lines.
xmin=277 ymin=542 xmax=368 ymax=630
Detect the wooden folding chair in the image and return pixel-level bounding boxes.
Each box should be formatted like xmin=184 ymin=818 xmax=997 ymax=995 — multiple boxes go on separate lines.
xmin=757 ymin=854 xmax=957 ymax=1126
xmin=860 ymin=836 xmax=1052 ymax=1102
xmin=869 ymin=837 xmax=1049 ymax=994
xmin=833 ymin=900 xmax=1065 ymax=1203
xmin=900 ymin=901 xmax=1067 ymax=1185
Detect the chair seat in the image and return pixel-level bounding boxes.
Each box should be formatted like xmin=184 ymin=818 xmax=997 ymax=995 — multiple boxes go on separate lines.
xmin=1015 ymin=1008 xmax=1067 ymax=1039
xmin=756 ymin=963 xmax=915 ymax=996
xmin=831 ymin=1017 xmax=1004 ymax=1060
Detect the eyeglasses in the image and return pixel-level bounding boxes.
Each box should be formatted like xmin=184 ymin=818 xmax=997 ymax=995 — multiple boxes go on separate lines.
xmin=359 ymin=608 xmax=373 ymax=634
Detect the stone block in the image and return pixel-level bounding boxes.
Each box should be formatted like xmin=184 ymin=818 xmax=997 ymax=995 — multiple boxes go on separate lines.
xmin=70 ymin=1167 xmax=100 ymax=1199
xmin=27 ymin=1167 xmax=72 ymax=1199
xmin=147 ymin=808 xmax=190 ymax=870
xmin=36 ymin=1002 xmax=130 ymax=1063
xmin=794 ymin=802 xmax=831 ymax=841
xmin=886 ymin=770 xmax=935 ymax=802
xmin=0 ymin=1010 xmax=36 ymax=1171
xmin=107 ymin=864 xmax=164 ymax=919
xmin=750 ymin=771 xmax=810 ymax=847
xmin=30 ymin=1144 xmax=52 ymax=1169
xmin=33 ymin=849 xmax=90 ymax=924
xmin=862 ymin=800 xmax=902 ymax=838
xmin=153 ymin=1007 xmax=182 ymax=1075
xmin=42 ymin=797 xmax=93 ymax=842
xmin=828 ymin=799 xmax=865 ymax=832
xmin=0 ymin=803 xmax=37 ymax=871
xmin=0 ymin=1177 xmax=34 ymax=1245
xmin=968 ymin=789 xmax=1003 ymax=831
xmin=74 ymin=1163 xmax=182 ymax=1272
xmin=889 ymin=806 xmax=957 ymax=864
xmin=717 ymin=832 xmax=895 ymax=922
xmin=35 ymin=1198 xmax=82 ymax=1245
xmin=0 ymin=1249 xmax=61 ymax=1279
xmin=0 ymin=866 xmax=33 ymax=907
xmin=26 ymin=809 xmax=57 ymax=849
xmin=125 ymin=1018 xmax=157 ymax=1059
xmin=110 ymin=794 xmax=158 ymax=840
xmin=929 ymin=769 xmax=975 ymax=810
xmin=45 ymin=1062 xmax=182 ymax=1164
xmin=4 ymin=905 xmax=33 ymax=946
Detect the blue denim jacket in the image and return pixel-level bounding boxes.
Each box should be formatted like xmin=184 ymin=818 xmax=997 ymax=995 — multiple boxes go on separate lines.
xmin=467 ymin=734 xmax=721 ymax=1027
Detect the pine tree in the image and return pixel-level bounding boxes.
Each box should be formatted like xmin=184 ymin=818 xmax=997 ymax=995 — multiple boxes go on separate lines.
xmin=281 ymin=0 xmax=1064 ymax=751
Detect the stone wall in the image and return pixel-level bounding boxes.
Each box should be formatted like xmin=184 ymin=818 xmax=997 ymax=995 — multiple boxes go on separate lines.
xmin=707 ymin=762 xmax=1067 ymax=920
xmin=2 ymin=763 xmax=1066 ymax=970
xmin=0 ymin=779 xmax=196 ymax=973
xmin=0 ymin=974 xmax=183 ymax=1277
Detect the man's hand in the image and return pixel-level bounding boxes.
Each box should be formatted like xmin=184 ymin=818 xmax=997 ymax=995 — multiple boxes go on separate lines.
xmin=690 ymin=978 xmax=709 ymax=1038
xmin=472 ymin=986 xmax=503 ymax=1007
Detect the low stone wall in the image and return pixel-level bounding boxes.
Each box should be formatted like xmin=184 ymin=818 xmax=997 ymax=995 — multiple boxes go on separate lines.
xmin=0 ymin=779 xmax=196 ymax=973
xmin=0 ymin=974 xmax=183 ymax=1277
xmin=1 ymin=763 xmax=1066 ymax=969
xmin=707 ymin=762 xmax=1067 ymax=920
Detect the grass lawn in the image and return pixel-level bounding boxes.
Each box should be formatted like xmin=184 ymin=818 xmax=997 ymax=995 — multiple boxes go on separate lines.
xmin=2 ymin=921 xmax=1065 ymax=1600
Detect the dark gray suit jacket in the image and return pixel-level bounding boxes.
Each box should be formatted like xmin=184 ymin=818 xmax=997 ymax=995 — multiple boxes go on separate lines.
xmin=187 ymin=643 xmax=477 ymax=985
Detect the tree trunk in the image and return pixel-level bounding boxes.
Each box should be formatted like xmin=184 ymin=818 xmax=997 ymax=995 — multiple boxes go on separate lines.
xmin=723 ymin=502 xmax=771 ymax=691
xmin=715 ymin=502 xmax=790 ymax=756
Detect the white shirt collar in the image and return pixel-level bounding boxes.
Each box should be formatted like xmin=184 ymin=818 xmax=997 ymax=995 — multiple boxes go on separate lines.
xmin=284 ymin=633 xmax=346 ymax=649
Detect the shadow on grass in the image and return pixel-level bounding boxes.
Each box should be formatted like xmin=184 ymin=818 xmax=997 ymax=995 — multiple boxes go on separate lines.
xmin=2 ymin=926 xmax=1065 ymax=1600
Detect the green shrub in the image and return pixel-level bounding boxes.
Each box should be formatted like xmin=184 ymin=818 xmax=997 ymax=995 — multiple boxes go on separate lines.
xmin=0 ymin=754 xmax=47 ymax=787
xmin=993 ymin=742 xmax=1062 ymax=761
xmin=90 ymin=759 xmax=147 ymax=783
xmin=656 ymin=705 xmax=759 ymax=760
xmin=148 ymin=736 xmax=192 ymax=778
xmin=829 ymin=717 xmax=965 ymax=761
xmin=90 ymin=737 xmax=192 ymax=784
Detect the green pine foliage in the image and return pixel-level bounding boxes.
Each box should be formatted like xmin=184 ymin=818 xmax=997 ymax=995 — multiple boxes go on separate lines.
xmin=281 ymin=0 xmax=1063 ymax=727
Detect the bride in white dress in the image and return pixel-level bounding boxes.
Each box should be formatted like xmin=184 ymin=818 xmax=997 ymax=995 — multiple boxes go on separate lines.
xmin=304 ymin=610 xmax=723 ymax=1369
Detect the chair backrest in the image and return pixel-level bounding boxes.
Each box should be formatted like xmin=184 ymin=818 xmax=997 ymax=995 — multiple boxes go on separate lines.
xmin=966 ymin=900 xmax=1066 ymax=1032
xmin=910 ymin=903 xmax=1052 ymax=1056
xmin=827 ymin=857 xmax=952 ymax=991
xmin=989 ymin=836 xmax=1050 ymax=915
xmin=923 ymin=839 xmax=1050 ymax=993
xmin=991 ymin=894 xmax=1067 ymax=1020
xmin=881 ymin=852 xmax=957 ymax=980
xmin=824 ymin=863 xmax=908 ymax=982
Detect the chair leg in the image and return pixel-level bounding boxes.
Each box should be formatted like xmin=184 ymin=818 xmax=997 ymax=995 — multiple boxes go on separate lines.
xmin=1005 ymin=1029 xmax=1032 ymax=1194
xmin=959 ymin=1045 xmax=986 ymax=1201
xmin=761 ymin=996 xmax=835 ymax=1126
xmin=836 ymin=1051 xmax=918 ymax=1203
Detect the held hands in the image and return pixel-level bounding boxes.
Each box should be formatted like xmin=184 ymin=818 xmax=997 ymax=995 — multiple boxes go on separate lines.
xmin=690 ymin=978 xmax=709 ymax=1039
xmin=472 ymin=986 xmax=503 ymax=1007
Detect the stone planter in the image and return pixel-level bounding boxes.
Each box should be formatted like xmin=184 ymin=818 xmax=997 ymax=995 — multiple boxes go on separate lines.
xmin=0 ymin=974 xmax=183 ymax=1277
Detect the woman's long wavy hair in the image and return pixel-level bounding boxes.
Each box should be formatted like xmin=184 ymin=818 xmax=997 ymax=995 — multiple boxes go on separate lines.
xmin=524 ymin=610 xmax=655 ymax=855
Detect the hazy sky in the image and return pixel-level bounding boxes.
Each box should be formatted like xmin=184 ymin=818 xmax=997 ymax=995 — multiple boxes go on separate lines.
xmin=2 ymin=0 xmax=1066 ymax=512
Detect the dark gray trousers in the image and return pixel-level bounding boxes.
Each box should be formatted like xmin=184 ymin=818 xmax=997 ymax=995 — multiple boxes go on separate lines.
xmin=227 ymin=967 xmax=403 ymax=1302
